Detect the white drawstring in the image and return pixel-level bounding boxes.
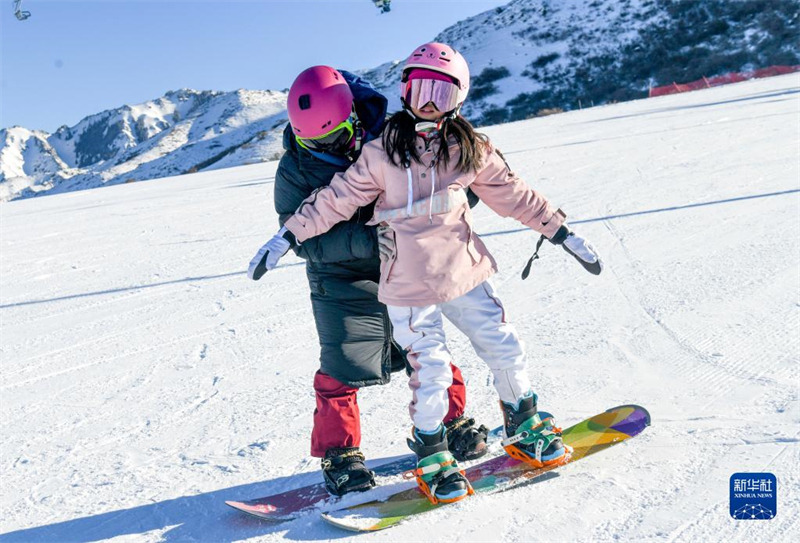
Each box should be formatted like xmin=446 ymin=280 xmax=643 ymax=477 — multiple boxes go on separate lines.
xmin=406 ymin=167 xmax=414 ymax=216
xmin=428 ymin=163 xmax=436 ymax=223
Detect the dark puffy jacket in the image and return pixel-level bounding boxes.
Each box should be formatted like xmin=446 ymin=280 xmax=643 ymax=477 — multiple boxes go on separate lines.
xmin=274 ymin=71 xmax=406 ymax=386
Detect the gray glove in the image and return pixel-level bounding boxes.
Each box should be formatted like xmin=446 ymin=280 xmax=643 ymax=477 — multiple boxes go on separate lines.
xmin=377 ymin=224 xmax=395 ymax=261
xmin=248 ymin=227 xmax=295 ymax=280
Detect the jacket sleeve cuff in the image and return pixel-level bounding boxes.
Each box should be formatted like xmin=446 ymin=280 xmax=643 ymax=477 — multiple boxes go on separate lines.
xmin=541 ymin=208 xmax=567 ymax=239
xmin=549 ymin=223 xmax=570 ymax=245
xmin=284 ymin=215 xmax=310 ymax=243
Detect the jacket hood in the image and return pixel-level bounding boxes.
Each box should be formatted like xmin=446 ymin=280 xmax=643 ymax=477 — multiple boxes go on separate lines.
xmin=344 ymin=70 xmax=388 ymax=141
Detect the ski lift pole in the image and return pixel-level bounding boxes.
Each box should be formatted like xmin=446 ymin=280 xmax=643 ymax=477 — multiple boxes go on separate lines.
xmin=13 ymin=0 xmax=31 ymax=20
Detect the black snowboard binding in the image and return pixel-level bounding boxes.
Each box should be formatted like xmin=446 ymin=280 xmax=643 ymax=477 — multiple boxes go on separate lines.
xmin=321 ymin=447 xmax=376 ymax=497
xmin=444 ymin=416 xmax=490 ymax=461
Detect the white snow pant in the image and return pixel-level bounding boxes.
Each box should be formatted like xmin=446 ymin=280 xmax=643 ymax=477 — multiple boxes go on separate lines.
xmin=387 ymin=281 xmax=531 ymax=432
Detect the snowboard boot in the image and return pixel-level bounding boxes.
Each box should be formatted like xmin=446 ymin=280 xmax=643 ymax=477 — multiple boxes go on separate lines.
xmin=500 ymin=392 xmax=572 ymax=468
xmin=444 ymin=415 xmax=490 ymax=462
xmin=321 ymin=447 xmax=376 ymax=497
xmin=404 ymin=425 xmax=474 ymax=505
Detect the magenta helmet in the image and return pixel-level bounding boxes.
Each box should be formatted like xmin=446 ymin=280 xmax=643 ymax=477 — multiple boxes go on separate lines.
xmin=287 ymin=66 xmax=354 ymax=138
xmin=401 ymin=42 xmax=470 ymax=105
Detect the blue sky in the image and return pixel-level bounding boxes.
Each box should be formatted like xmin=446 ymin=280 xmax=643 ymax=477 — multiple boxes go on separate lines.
xmin=1 ymin=0 xmax=508 ymax=132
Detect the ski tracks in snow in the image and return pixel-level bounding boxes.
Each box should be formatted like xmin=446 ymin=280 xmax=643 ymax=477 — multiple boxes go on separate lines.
xmin=3 ymin=76 xmax=800 ymax=542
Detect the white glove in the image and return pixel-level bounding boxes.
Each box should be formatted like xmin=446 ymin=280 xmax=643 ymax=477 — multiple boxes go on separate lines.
xmin=562 ymin=231 xmax=603 ymax=275
xmin=521 ymin=225 xmax=603 ymax=280
xmin=248 ymin=227 xmax=294 ymax=280
xmin=377 ymin=224 xmax=395 ymax=261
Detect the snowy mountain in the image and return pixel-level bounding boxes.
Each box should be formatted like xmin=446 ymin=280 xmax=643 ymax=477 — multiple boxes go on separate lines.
xmin=2 ymin=0 xmax=797 ymax=202
xmin=361 ymin=0 xmax=800 ymax=123
xmin=0 ymin=127 xmax=72 ymax=201
xmin=0 ymin=89 xmax=288 ymax=201
xmin=1 ymin=73 xmax=798 ymax=542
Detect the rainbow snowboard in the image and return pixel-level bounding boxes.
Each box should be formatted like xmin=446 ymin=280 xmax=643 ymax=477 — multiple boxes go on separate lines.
xmin=321 ymin=404 xmax=650 ymax=532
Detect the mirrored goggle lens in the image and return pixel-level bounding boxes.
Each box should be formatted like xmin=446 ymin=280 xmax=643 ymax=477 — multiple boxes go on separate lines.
xmin=404 ymin=79 xmax=460 ymax=112
xmin=298 ymin=123 xmax=353 ymax=152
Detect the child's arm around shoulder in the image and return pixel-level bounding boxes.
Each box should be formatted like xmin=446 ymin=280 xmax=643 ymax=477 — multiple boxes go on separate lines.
xmin=284 ymin=142 xmax=385 ymax=243
xmin=469 ymin=139 xmax=566 ymax=239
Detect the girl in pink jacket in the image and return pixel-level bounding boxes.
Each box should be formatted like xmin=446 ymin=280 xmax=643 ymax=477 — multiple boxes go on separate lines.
xmin=250 ymin=42 xmax=603 ymax=505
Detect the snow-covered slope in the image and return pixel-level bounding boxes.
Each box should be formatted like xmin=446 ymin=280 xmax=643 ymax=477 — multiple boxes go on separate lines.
xmin=1 ymin=72 xmax=798 ymax=543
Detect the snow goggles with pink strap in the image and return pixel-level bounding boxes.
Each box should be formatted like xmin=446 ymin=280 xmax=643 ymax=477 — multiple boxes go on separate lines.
xmin=403 ymin=78 xmax=461 ymax=112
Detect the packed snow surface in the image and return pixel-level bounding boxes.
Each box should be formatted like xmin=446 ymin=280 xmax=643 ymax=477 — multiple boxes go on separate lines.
xmin=1 ymin=74 xmax=798 ymax=543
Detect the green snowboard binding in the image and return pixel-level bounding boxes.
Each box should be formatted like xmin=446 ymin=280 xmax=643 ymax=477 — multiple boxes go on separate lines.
xmin=403 ymin=425 xmax=474 ymax=504
xmin=501 ymin=392 xmax=572 ymax=468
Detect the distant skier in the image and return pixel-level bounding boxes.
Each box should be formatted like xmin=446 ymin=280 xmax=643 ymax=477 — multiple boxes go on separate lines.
xmin=249 ymin=43 xmax=603 ymax=505
xmin=248 ymin=66 xmax=489 ymax=497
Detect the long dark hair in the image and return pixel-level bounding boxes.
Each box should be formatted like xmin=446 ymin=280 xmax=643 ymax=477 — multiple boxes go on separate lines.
xmin=382 ymin=111 xmax=489 ymax=173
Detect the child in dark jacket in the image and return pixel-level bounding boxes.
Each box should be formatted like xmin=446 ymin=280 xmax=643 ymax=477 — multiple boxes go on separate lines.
xmin=252 ymin=47 xmax=602 ymax=504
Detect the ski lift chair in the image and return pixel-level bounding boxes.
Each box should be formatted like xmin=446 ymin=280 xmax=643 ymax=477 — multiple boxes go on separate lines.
xmin=14 ymin=0 xmax=31 ymax=20
xmin=373 ymin=0 xmax=391 ymax=13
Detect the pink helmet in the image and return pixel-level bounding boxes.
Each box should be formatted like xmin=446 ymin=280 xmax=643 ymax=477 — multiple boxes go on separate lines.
xmin=401 ymin=42 xmax=470 ymax=106
xmin=287 ymin=66 xmax=354 ymax=138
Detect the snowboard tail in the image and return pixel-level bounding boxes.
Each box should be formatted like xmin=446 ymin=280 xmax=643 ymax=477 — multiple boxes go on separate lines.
xmin=225 ymin=425 xmax=504 ymax=521
xmin=321 ymin=404 xmax=650 ymax=532
xmin=225 ymin=455 xmax=416 ymax=521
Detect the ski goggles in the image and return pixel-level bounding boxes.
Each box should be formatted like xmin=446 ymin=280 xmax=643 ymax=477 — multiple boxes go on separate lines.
xmin=296 ymin=118 xmax=354 ymax=153
xmin=403 ymin=78 xmax=461 ymax=112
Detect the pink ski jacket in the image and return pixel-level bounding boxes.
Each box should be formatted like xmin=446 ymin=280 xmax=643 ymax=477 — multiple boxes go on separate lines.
xmin=284 ymin=135 xmax=566 ymax=307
